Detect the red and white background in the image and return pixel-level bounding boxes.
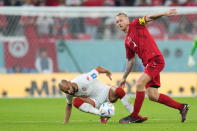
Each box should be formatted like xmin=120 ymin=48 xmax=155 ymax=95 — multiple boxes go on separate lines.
xmin=0 ymin=7 xmax=196 ymax=97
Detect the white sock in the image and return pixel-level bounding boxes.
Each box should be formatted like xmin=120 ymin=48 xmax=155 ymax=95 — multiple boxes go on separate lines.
xmin=78 ymin=103 xmax=100 ymax=115
xmin=120 ymin=94 xmax=133 ymax=113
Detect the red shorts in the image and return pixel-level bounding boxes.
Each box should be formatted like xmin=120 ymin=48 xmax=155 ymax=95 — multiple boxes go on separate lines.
xmin=144 ymin=56 xmax=165 ymax=88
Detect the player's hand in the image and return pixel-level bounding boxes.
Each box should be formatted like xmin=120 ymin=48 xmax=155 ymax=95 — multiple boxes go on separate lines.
xmin=96 ymin=66 xmax=112 ymax=80
xmin=119 ymin=79 xmax=126 ymax=88
xmin=165 ymin=9 xmax=177 ymax=16
xmin=188 ymin=56 xmax=195 ymax=67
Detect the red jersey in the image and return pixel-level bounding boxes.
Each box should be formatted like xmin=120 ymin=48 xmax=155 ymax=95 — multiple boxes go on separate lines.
xmin=125 ymin=17 xmax=163 ymax=66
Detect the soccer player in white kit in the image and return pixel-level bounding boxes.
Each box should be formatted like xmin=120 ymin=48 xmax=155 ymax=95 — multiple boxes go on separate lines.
xmin=59 ymin=66 xmax=135 ymax=124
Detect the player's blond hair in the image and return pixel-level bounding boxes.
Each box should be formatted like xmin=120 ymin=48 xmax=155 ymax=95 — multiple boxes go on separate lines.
xmin=116 ymin=13 xmax=128 ymax=17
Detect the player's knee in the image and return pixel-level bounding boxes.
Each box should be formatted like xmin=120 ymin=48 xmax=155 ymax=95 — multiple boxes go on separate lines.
xmin=115 ymin=87 xmax=126 ymax=99
xmin=136 ymin=82 xmax=144 ymax=90
xmin=148 ymin=94 xmax=158 ymax=102
xmin=73 ymin=97 xmax=84 ymax=108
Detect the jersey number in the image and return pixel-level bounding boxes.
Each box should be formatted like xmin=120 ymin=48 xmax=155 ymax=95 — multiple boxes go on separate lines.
xmin=91 ymin=73 xmax=97 ymax=79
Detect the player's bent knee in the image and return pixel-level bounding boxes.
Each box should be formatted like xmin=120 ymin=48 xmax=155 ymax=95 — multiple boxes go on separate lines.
xmin=136 ymin=82 xmax=147 ymax=91
xmin=115 ymin=87 xmax=126 ymax=99
xmin=136 ymin=82 xmax=144 ymax=88
xmin=73 ymin=97 xmax=84 ymax=108
xmin=148 ymin=95 xmax=158 ymax=102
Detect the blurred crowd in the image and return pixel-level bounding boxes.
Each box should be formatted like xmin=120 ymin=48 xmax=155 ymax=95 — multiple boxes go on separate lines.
xmin=0 ymin=0 xmax=196 ymax=40
xmin=0 ymin=0 xmax=197 ymax=6
xmin=0 ymin=0 xmax=196 ymax=73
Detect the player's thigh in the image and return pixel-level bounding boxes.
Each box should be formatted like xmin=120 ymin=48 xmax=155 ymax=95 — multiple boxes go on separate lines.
xmin=78 ymin=97 xmax=96 ymax=107
xmin=93 ymin=87 xmax=111 ymax=108
xmin=144 ymin=57 xmax=165 ymax=80
xmin=136 ymin=73 xmax=151 ymax=88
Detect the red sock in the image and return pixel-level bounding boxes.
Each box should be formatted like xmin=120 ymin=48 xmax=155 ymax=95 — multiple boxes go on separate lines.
xmin=73 ymin=97 xmax=84 ymax=108
xmin=115 ymin=87 xmax=126 ymax=99
xmin=131 ymin=91 xmax=145 ymax=118
xmin=158 ymin=94 xmax=183 ymax=110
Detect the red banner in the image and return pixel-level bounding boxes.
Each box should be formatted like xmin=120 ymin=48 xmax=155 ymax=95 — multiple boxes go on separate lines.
xmin=4 ymin=37 xmax=58 ymax=72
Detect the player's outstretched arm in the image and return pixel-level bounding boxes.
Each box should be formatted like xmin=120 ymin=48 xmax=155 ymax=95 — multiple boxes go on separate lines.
xmin=65 ymin=103 xmax=72 ymax=124
xmin=146 ymin=9 xmax=177 ymax=23
xmin=96 ymin=66 xmax=112 ymax=80
xmin=119 ymin=58 xmax=135 ymax=88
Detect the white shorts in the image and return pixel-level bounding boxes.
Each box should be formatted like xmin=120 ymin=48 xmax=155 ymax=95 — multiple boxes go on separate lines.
xmin=89 ymin=86 xmax=112 ymax=109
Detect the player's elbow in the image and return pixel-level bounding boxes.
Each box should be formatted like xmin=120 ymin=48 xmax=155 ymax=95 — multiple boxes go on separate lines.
xmin=131 ymin=58 xmax=135 ymax=63
xmin=146 ymin=16 xmax=154 ymax=22
xmin=96 ymin=66 xmax=102 ymax=70
xmin=95 ymin=66 xmax=102 ymax=73
xmin=67 ymin=103 xmax=72 ymax=107
xmin=129 ymin=58 xmax=135 ymax=64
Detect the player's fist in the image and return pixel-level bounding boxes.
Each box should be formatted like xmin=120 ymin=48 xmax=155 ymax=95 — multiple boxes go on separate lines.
xmin=188 ymin=56 xmax=195 ymax=67
xmin=165 ymin=9 xmax=177 ymax=16
xmin=119 ymin=79 xmax=126 ymax=88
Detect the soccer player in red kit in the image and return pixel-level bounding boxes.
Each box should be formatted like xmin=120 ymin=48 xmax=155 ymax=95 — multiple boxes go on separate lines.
xmin=115 ymin=9 xmax=189 ymax=123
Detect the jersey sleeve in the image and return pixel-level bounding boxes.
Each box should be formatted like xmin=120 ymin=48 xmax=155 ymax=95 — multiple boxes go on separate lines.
xmin=132 ymin=16 xmax=146 ymax=26
xmin=86 ymin=69 xmax=99 ymax=81
xmin=65 ymin=94 xmax=73 ymax=104
xmin=125 ymin=45 xmax=135 ymax=59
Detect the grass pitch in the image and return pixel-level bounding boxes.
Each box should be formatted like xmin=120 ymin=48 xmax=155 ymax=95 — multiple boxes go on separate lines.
xmin=0 ymin=97 xmax=196 ymax=131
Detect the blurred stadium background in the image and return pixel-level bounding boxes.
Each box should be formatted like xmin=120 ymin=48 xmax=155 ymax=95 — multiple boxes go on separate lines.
xmin=0 ymin=1 xmax=197 ymax=131
xmin=0 ymin=0 xmax=196 ymax=98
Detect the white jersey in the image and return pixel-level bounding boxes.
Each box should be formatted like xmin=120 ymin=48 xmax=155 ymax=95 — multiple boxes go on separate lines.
xmin=65 ymin=69 xmax=111 ymax=108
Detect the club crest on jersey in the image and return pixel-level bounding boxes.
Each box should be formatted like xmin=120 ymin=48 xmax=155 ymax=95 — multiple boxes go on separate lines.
xmin=128 ymin=36 xmax=137 ymax=47
xmin=82 ymin=87 xmax=87 ymax=91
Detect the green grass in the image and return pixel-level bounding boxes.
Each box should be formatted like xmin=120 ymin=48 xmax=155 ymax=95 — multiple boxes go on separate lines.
xmin=0 ymin=97 xmax=197 ymax=131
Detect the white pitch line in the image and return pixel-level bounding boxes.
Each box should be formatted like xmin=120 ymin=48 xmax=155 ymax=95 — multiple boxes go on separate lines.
xmin=0 ymin=118 xmax=196 ymax=124
xmin=2 ymin=120 xmax=80 ymax=124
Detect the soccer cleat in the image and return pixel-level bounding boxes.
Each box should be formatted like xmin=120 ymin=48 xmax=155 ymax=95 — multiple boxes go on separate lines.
xmin=135 ymin=115 xmax=148 ymax=123
xmin=180 ymin=104 xmax=189 ymax=122
xmin=119 ymin=115 xmax=132 ymax=123
xmin=119 ymin=115 xmax=148 ymax=123
xmin=100 ymin=116 xmax=110 ymax=124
